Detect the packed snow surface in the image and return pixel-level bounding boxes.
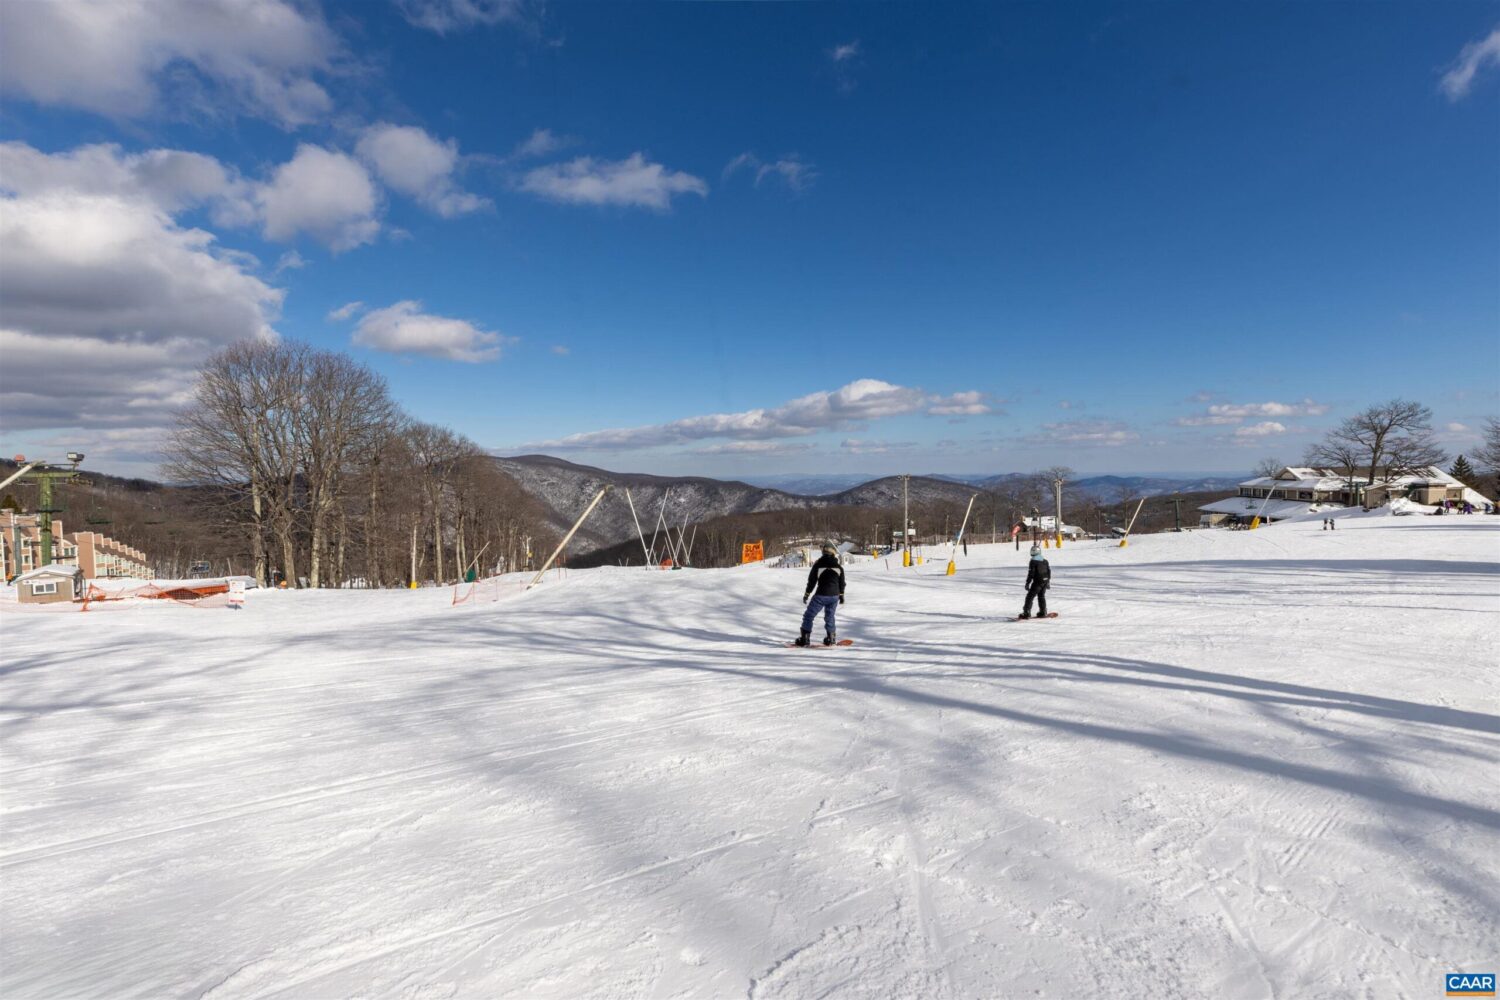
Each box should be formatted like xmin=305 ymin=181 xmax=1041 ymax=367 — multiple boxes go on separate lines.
xmin=3 ymin=516 xmax=1498 ymax=998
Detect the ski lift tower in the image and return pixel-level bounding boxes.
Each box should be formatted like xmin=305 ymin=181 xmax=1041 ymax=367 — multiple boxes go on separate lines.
xmin=5 ymin=453 xmax=86 ymax=567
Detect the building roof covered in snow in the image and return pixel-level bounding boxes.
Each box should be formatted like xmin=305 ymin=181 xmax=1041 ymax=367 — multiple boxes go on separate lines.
xmin=1239 ymin=471 xmax=1350 ymax=492
xmin=14 ymin=563 xmax=84 ymax=582
xmin=1198 ymin=497 xmax=1335 ymax=519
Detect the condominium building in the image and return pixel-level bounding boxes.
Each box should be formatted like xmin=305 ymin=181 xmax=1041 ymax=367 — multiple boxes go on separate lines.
xmin=1 ymin=511 xmax=150 ymax=581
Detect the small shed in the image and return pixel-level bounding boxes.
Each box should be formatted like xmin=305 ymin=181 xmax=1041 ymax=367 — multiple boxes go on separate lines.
xmin=16 ymin=563 xmax=86 ymax=604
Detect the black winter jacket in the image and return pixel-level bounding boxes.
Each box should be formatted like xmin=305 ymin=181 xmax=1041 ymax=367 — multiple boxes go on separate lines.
xmin=1025 ymin=559 xmax=1051 ymax=590
xmin=805 ymin=553 xmax=846 ymax=598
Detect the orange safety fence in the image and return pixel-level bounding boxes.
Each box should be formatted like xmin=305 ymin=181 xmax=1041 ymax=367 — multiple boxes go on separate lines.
xmin=451 ymin=575 xmax=530 ymax=606
xmin=81 ymin=581 xmax=232 ymax=611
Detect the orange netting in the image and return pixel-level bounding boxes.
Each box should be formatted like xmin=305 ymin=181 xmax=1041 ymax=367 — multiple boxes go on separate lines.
xmin=451 ymin=575 xmax=531 ymax=606
xmin=81 ymin=581 xmax=232 ymax=611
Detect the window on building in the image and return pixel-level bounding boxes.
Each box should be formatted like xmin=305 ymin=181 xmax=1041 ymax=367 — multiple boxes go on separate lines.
xmin=32 ymin=581 xmax=58 ymax=595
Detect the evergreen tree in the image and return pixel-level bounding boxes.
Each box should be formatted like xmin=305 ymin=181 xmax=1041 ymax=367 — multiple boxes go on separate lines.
xmin=1450 ymin=454 xmax=1476 ymax=484
xmin=0 ymin=492 xmax=20 ymax=513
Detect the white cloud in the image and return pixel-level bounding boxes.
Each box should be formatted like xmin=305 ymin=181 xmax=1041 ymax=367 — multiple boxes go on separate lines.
xmin=0 ymin=191 xmax=281 ymax=434
xmin=1441 ymin=25 xmax=1500 ymax=100
xmin=550 ymin=345 xmax=571 ymax=356
xmin=1031 ymin=419 xmax=1140 ymax=447
xmin=257 ymin=145 xmax=380 ymax=251
xmin=513 ymin=128 xmax=572 ymax=159
xmin=355 ymin=123 xmax=488 ymax=217
xmin=327 ymin=301 xmax=366 ymax=322
xmin=519 ymin=153 xmax=708 ymax=210
xmin=926 ymin=391 xmax=992 ymax=417
xmin=1 ymin=139 xmax=395 ymax=252
xmin=840 ymin=438 xmax=916 ymax=455
xmin=0 ymin=141 xmax=254 ymax=221
xmin=531 ymin=379 xmax=982 ymax=452
xmin=1232 ymin=421 xmax=1289 ymax=438
xmin=693 ymin=441 xmax=816 ymax=457
xmin=29 ymin=426 xmax=182 ymax=470
xmin=395 ymin=0 xmax=525 ymax=34
xmin=0 ymin=0 xmax=336 ymax=126
xmin=351 ymin=300 xmax=511 ymax=363
xmin=272 ymin=249 xmax=307 ymax=274
xmin=723 ymin=152 xmax=817 ymax=193
xmin=1176 ymin=398 xmax=1328 ymax=426
xmin=829 ymin=40 xmax=861 ymax=92
xmin=1447 ymin=422 xmax=1471 ymax=433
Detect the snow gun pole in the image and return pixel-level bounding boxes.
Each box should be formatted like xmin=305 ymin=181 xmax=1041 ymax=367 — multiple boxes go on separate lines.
xmin=624 ymin=489 xmax=652 ymax=566
xmin=466 ymin=541 xmax=491 ymax=579
xmin=528 ymin=486 xmax=610 ymax=590
xmin=1119 ymin=497 xmax=1146 ymax=548
xmin=1248 ymin=486 xmax=1277 ymax=530
xmin=946 ymin=493 xmax=978 ymax=576
xmin=648 ymin=489 xmax=669 ymax=565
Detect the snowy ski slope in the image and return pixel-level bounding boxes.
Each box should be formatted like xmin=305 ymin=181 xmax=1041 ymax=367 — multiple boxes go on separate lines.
xmin=3 ymin=514 xmax=1498 ymax=998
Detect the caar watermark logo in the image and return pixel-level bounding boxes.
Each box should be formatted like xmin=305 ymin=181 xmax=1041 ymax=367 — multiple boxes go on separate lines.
xmin=1447 ymin=973 xmax=1496 ymax=997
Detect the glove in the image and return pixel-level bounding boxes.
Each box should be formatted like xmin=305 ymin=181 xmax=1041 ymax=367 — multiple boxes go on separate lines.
xmin=802 ymin=593 xmax=809 ymax=604
xmin=839 ymin=595 xmax=845 ymax=605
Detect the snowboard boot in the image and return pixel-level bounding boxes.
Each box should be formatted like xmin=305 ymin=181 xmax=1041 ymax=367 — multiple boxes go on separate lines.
xmin=823 ymin=633 xmax=837 ymax=646
xmin=1018 ymin=611 xmax=1031 ymax=619
xmin=794 ymin=631 xmax=811 ymax=647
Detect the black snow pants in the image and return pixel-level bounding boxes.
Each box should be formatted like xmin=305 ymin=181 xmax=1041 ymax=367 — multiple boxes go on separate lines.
xmin=1023 ymin=582 xmax=1048 ymax=616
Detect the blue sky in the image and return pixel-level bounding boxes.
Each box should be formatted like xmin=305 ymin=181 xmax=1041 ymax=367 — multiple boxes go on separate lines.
xmin=1 ymin=1 xmax=1497 ymax=479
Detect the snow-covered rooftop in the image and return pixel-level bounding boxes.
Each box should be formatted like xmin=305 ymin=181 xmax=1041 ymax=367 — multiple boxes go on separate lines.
xmin=1198 ymin=497 xmax=1339 ymax=518
xmin=14 ymin=563 xmax=83 ymax=582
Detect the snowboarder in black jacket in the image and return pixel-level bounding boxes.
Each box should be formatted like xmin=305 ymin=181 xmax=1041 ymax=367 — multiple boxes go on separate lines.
xmin=1021 ymin=545 xmax=1050 ymax=618
xmin=796 ymin=542 xmax=845 ymax=646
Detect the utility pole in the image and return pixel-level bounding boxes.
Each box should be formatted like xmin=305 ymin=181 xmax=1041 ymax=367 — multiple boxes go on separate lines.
xmin=901 ymin=474 xmax=912 ymax=567
xmin=1170 ymin=494 xmax=1185 ymax=532
xmin=1053 ymin=475 xmax=1065 ymax=549
xmin=9 ymin=453 xmax=84 ymax=568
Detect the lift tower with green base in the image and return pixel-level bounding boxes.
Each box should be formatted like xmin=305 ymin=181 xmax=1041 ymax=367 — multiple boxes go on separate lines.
xmin=3 ymin=453 xmax=85 ymax=569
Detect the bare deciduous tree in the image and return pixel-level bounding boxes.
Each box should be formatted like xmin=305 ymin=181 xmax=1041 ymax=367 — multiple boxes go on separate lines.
xmin=1305 ymin=399 xmax=1445 ymax=484
xmin=165 ymin=340 xmax=556 ymax=589
xmin=165 ymin=340 xmax=305 ymax=587
xmin=1474 ymin=417 xmax=1500 ymax=473
xmin=1252 ymin=457 xmax=1283 ymax=479
xmin=295 ymin=352 xmax=397 ymax=588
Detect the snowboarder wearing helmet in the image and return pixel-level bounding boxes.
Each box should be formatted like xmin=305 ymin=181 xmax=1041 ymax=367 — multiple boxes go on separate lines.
xmin=1020 ymin=544 xmax=1050 ymax=619
xmin=796 ymin=542 xmax=846 ymax=646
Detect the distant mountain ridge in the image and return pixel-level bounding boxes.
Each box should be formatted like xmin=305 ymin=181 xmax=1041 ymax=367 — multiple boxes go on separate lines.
xmin=745 ymin=470 xmax=1245 ymax=499
xmin=492 ymin=455 xmax=1245 ymax=553
xmin=492 ymin=455 xmax=975 ymax=552
xmin=967 ymin=473 xmax=1245 ymax=500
